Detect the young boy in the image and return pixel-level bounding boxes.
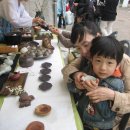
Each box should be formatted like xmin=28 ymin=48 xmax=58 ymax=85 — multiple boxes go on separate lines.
xmin=68 ymin=36 xmax=124 ymax=130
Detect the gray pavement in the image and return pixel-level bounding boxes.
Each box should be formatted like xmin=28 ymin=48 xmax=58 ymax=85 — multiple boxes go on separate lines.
xmin=114 ymin=6 xmax=130 ymax=40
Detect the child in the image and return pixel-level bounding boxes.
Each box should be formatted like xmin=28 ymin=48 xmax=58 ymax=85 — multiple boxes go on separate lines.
xmin=68 ymin=36 xmax=124 ymax=130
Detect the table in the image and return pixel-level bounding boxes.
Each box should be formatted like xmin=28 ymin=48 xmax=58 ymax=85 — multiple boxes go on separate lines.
xmin=0 ymin=39 xmax=82 ymax=130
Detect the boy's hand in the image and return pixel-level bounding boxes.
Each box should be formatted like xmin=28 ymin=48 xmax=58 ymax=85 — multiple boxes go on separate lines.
xmin=81 ymin=75 xmax=99 ymax=91
xmin=83 ymin=79 xmax=99 ymax=91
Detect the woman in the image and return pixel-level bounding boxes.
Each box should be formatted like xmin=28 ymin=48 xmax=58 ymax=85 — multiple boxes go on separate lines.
xmin=62 ymin=21 xmax=130 ymax=130
xmin=99 ymin=0 xmax=119 ymax=36
xmin=0 ymin=0 xmax=43 ymax=41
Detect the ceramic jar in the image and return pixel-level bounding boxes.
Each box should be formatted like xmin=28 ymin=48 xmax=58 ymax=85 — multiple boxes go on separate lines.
xmin=19 ymin=54 xmax=34 ymax=68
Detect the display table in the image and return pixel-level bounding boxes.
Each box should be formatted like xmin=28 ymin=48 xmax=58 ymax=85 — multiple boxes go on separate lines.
xmin=0 ymin=39 xmax=83 ymax=130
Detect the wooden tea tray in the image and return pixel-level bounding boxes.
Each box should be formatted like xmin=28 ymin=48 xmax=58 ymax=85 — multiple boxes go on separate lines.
xmin=3 ymin=73 xmax=28 ymax=89
xmin=0 ymin=73 xmax=28 ymax=96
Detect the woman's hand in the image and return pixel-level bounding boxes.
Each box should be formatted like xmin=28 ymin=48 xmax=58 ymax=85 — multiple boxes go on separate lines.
xmin=49 ymin=26 xmax=60 ymax=35
xmin=86 ymin=87 xmax=115 ymax=103
xmin=32 ymin=17 xmax=44 ymax=24
xmin=73 ymin=72 xmax=86 ymax=90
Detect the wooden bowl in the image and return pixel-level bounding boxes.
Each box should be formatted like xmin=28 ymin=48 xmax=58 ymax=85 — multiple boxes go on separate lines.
xmin=35 ymin=104 xmax=51 ymax=116
xmin=26 ymin=121 xmax=44 ymax=130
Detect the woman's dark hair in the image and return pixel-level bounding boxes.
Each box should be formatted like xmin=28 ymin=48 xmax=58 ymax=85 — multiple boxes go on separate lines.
xmin=90 ymin=36 xmax=124 ymax=65
xmin=70 ymin=21 xmax=101 ymax=44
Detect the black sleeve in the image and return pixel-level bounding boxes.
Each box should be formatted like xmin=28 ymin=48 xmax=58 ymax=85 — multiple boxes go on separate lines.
xmin=78 ymin=0 xmax=89 ymax=8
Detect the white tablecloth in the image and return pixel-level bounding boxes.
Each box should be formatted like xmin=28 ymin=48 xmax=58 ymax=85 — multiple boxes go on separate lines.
xmin=0 ymin=40 xmax=77 ymax=130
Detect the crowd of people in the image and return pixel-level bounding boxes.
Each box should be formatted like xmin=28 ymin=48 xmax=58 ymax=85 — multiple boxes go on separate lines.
xmin=0 ymin=0 xmax=130 ymax=130
xmin=57 ymin=0 xmax=119 ymax=36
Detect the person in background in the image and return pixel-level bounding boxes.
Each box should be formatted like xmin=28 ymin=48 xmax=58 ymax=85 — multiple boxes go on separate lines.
xmin=71 ymin=36 xmax=124 ymax=130
xmin=73 ymin=0 xmax=89 ymax=15
xmin=68 ymin=0 xmax=75 ymax=13
xmin=49 ymin=26 xmax=73 ymax=48
xmin=62 ymin=21 xmax=130 ymax=130
xmin=48 ymin=15 xmax=84 ymax=48
xmin=57 ymin=0 xmax=67 ymax=29
xmin=0 ymin=0 xmax=43 ymax=42
xmin=49 ymin=0 xmax=96 ymax=48
xmin=99 ymin=0 xmax=119 ymax=36
xmin=49 ymin=20 xmax=100 ymax=48
xmin=73 ymin=0 xmax=96 ymax=22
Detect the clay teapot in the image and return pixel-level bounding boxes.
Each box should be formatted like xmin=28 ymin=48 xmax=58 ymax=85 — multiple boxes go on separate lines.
xmin=19 ymin=54 xmax=34 ymax=68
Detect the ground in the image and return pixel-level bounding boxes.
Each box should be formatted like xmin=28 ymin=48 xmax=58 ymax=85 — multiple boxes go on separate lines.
xmin=115 ymin=6 xmax=130 ymax=40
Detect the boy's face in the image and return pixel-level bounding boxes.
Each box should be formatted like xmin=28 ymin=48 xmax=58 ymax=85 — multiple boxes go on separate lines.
xmin=91 ymin=55 xmax=118 ymax=79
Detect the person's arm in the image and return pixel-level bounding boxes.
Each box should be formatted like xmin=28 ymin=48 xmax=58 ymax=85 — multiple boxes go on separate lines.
xmin=111 ymin=54 xmax=130 ymax=114
xmin=58 ymin=30 xmax=73 ymax=48
xmin=58 ymin=33 xmax=74 ymax=48
xmin=96 ymin=77 xmax=124 ymax=118
xmin=49 ymin=26 xmax=73 ymax=48
xmin=62 ymin=57 xmax=82 ymax=83
xmin=3 ymin=0 xmax=33 ymax=27
xmin=62 ymin=31 xmax=71 ymax=39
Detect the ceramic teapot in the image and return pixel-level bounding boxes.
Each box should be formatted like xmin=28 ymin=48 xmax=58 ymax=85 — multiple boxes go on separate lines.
xmin=19 ymin=53 xmax=34 ymax=68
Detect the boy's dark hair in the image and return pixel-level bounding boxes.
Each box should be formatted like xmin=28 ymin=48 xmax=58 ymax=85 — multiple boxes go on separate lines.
xmin=90 ymin=36 xmax=124 ymax=65
xmin=70 ymin=21 xmax=101 ymax=44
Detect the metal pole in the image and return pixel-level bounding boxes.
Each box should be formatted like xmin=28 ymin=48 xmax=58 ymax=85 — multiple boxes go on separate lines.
xmin=53 ymin=0 xmax=57 ymax=27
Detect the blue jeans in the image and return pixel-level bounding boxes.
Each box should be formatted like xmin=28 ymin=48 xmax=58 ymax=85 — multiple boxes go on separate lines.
xmin=0 ymin=18 xmax=13 ymax=42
